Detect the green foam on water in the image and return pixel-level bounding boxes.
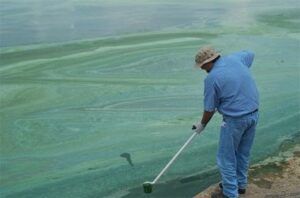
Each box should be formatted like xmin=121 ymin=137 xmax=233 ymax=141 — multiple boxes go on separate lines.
xmin=1 ymin=1 xmax=299 ymax=198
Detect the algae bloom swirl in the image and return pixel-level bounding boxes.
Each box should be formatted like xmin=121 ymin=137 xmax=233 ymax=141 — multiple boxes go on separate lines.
xmin=0 ymin=0 xmax=299 ymax=198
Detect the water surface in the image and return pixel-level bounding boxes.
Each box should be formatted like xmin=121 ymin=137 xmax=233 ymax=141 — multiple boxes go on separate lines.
xmin=0 ymin=0 xmax=299 ymax=197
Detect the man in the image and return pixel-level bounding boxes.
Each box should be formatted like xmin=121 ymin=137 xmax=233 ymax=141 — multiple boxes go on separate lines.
xmin=192 ymin=46 xmax=259 ymax=198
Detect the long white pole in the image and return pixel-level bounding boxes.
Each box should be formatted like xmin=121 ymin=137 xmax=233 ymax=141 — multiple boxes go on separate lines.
xmin=152 ymin=132 xmax=198 ymax=184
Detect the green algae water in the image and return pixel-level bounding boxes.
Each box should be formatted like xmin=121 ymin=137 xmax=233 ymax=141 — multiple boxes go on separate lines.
xmin=0 ymin=0 xmax=299 ymax=197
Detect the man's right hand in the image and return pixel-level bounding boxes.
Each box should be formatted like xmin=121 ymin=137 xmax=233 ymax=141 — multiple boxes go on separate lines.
xmin=192 ymin=121 xmax=205 ymax=134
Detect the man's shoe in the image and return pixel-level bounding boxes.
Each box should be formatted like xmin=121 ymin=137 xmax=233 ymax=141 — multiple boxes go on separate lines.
xmin=219 ymin=183 xmax=246 ymax=194
xmin=238 ymin=188 xmax=246 ymax=194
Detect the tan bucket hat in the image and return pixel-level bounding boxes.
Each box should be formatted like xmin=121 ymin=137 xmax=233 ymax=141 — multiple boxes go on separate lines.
xmin=195 ymin=46 xmax=220 ymax=68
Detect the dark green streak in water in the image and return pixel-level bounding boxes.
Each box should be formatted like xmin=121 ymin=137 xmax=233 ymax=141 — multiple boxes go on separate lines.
xmin=0 ymin=32 xmax=215 ymax=66
xmin=257 ymin=8 xmax=300 ymax=32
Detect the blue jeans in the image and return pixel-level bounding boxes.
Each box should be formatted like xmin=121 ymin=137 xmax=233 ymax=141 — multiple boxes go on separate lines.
xmin=217 ymin=111 xmax=259 ymax=198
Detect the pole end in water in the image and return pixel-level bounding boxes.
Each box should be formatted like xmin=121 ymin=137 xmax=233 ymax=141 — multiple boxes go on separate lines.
xmin=143 ymin=181 xmax=153 ymax=193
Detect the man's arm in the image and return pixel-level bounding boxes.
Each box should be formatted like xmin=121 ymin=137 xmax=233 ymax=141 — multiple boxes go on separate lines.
xmin=193 ymin=76 xmax=218 ymax=133
xmin=231 ymin=50 xmax=255 ymax=68
xmin=201 ymin=110 xmax=215 ymax=126
xmin=192 ymin=110 xmax=215 ymax=133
